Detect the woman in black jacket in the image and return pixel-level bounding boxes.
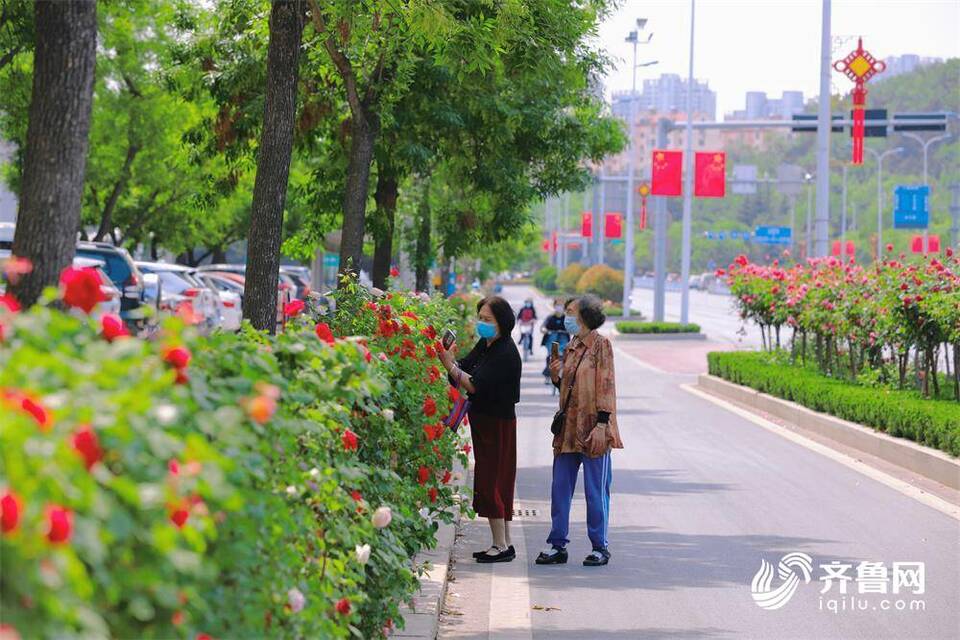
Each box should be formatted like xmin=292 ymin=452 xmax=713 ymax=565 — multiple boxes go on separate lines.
xmin=438 ymin=296 xmax=522 ymax=563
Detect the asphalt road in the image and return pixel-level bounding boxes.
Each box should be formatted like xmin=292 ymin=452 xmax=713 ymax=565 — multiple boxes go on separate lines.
xmin=628 ymin=286 xmax=763 ymax=348
xmin=438 ymin=285 xmax=960 ymax=640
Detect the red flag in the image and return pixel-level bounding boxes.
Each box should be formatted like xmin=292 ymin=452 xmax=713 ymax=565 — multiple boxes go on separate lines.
xmin=581 ymin=212 xmax=593 ymax=238
xmin=831 ymin=240 xmax=842 ymax=257
xmin=604 ymin=213 xmax=622 ymax=239
xmin=928 ymin=235 xmax=940 ymax=253
xmin=651 ymin=150 xmax=682 ymax=196
xmin=911 ymin=235 xmax=923 ymax=254
xmin=845 ymin=240 xmax=856 ymax=256
xmin=694 ymin=151 xmax=726 ymax=197
xmin=541 ymin=239 xmax=550 ymax=252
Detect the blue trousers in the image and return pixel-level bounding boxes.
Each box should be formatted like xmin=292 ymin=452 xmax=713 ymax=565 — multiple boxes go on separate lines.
xmin=547 ymin=451 xmax=613 ymax=550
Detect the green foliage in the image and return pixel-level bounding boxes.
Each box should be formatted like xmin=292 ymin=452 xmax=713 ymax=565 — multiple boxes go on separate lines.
xmin=532 ymin=265 xmax=557 ymax=292
xmin=556 ymin=263 xmax=587 ymax=292
xmin=616 ymin=321 xmax=700 ymax=334
xmin=707 ymin=351 xmax=960 ymax=457
xmin=0 ymin=284 xmax=472 ymax=639
xmin=575 ymin=264 xmax=623 ymax=302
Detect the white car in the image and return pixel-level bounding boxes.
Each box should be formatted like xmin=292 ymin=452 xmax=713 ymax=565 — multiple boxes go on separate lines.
xmin=136 ymin=261 xmax=221 ymax=334
xmin=196 ymin=272 xmax=243 ymax=331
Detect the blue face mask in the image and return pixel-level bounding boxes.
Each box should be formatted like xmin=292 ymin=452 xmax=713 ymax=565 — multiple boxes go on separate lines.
xmin=475 ymin=320 xmax=497 ymax=339
xmin=563 ymin=314 xmax=580 ymax=335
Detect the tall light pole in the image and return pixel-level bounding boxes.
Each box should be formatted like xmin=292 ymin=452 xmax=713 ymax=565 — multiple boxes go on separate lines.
xmin=864 ymin=146 xmax=903 ymax=259
xmin=679 ymin=0 xmax=696 ymax=325
xmin=621 ymin=19 xmax=654 ymax=319
xmin=804 ymin=172 xmax=813 ymax=259
xmin=814 ymin=0 xmax=833 ymax=257
xmin=902 ymin=132 xmax=951 ymax=252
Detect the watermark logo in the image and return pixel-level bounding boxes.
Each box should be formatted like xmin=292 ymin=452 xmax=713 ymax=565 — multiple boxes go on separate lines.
xmin=750 ymin=553 xmax=926 ymax=613
xmin=751 ymin=552 xmax=814 ymax=610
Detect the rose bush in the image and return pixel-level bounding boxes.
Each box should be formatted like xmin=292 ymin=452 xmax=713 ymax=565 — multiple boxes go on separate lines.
xmin=0 ymin=270 xmax=472 ymax=639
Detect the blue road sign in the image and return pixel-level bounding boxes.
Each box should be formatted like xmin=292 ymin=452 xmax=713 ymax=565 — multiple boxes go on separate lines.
xmin=323 ymin=253 xmax=339 ymax=268
xmin=893 ymin=185 xmax=930 ymax=229
xmin=754 ymin=226 xmax=792 ymax=245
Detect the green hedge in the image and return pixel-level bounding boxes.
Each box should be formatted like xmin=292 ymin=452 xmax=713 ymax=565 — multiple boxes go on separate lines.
xmin=616 ymin=321 xmax=701 ymax=334
xmin=707 ymin=351 xmax=960 ymax=457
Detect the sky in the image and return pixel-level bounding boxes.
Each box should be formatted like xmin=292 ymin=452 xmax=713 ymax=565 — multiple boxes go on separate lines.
xmin=596 ymin=0 xmax=960 ymax=117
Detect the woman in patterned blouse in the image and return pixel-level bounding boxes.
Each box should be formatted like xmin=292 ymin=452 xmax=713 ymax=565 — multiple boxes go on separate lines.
xmin=536 ymin=294 xmax=623 ymax=567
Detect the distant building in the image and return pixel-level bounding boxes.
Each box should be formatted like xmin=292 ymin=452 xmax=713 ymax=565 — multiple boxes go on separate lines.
xmin=878 ymin=54 xmax=943 ymax=81
xmin=611 ymin=73 xmax=717 ymax=121
xmin=731 ymin=90 xmax=805 ymax=121
xmin=0 ymin=140 xmax=16 ymax=223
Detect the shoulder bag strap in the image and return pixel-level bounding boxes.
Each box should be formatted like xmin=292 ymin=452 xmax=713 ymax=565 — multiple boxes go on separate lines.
xmin=559 ymin=343 xmax=590 ymax=414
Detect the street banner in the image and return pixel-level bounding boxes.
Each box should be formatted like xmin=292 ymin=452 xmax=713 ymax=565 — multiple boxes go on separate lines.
xmin=604 ymin=212 xmax=622 ymax=239
xmin=911 ymin=234 xmax=940 ymax=254
xmin=651 ymin=150 xmax=682 ymax=196
xmin=695 ymin=151 xmax=726 ymax=197
xmin=581 ymin=212 xmax=593 ymax=238
xmin=832 ymin=240 xmax=856 ymax=257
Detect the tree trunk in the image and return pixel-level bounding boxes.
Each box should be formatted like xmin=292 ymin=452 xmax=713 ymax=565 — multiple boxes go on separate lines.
xmin=9 ymin=0 xmax=97 ymax=307
xmin=337 ymin=115 xmax=377 ymax=283
xmin=371 ymin=160 xmax=398 ymax=290
xmin=94 ymin=142 xmax=140 ymax=241
xmin=242 ymin=0 xmax=304 ymax=333
xmin=414 ymin=195 xmax=431 ymax=292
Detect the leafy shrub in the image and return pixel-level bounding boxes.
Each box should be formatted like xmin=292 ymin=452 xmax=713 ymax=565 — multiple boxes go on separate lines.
xmin=532 ymin=266 xmax=557 ymax=292
xmin=556 ymin=263 xmax=587 ymax=293
xmin=0 ymin=281 xmax=472 ymax=639
xmin=617 ymin=321 xmax=700 ymax=334
xmin=575 ymin=264 xmax=624 ymax=302
xmin=707 ymin=351 xmax=960 ymax=457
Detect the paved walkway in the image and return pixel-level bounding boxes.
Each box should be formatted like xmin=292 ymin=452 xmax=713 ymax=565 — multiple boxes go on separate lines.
xmin=438 ymin=285 xmax=960 ymax=640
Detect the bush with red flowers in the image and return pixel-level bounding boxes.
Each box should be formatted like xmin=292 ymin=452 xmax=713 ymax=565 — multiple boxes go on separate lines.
xmin=0 ymin=271 xmax=473 ymax=639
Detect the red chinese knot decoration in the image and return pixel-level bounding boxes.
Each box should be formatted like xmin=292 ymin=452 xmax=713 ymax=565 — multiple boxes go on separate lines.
xmin=637 ymin=183 xmax=650 ymax=230
xmin=833 ymin=38 xmax=885 ymax=165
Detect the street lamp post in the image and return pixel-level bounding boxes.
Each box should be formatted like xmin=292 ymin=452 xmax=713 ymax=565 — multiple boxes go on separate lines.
xmin=863 ymin=146 xmax=903 ymax=259
xmin=679 ymin=0 xmax=696 ymax=325
xmin=902 ymin=132 xmax=951 ymax=252
xmin=621 ymin=19 xmax=654 ymax=319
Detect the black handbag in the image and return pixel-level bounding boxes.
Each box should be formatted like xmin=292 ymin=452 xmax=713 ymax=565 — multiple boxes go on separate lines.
xmin=550 ymin=347 xmax=589 ymax=436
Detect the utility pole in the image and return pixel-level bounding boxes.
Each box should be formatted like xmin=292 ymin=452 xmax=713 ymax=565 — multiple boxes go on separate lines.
xmin=653 ymin=118 xmax=669 ymax=321
xmin=814 ymin=0 xmax=833 ymax=257
xmin=679 ymin=0 xmax=696 ymax=325
xmin=789 ymin=194 xmax=797 ymax=256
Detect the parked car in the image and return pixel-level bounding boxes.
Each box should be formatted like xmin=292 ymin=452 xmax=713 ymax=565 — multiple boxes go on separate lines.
xmin=202 ymin=270 xmax=291 ymax=330
xmin=280 ymin=265 xmax=312 ymax=300
xmin=0 ymin=222 xmax=14 ymax=251
xmin=195 ymin=271 xmax=243 ymax=331
xmin=689 ymin=275 xmax=702 ymax=290
xmin=136 ymin=262 xmax=221 ymax=334
xmin=75 ymin=242 xmax=150 ymax=332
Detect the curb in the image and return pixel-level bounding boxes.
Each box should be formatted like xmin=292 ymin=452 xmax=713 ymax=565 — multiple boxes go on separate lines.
xmin=614 ymin=332 xmax=707 ymax=341
xmin=396 ymin=461 xmax=467 ymax=639
xmin=698 ymin=374 xmax=960 ymax=491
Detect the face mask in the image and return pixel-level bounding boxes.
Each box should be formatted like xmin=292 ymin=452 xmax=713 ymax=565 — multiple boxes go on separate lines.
xmin=475 ymin=320 xmax=497 ymax=339
xmin=554 ymin=305 xmax=563 ymax=314
xmin=563 ymin=314 xmax=580 ymax=335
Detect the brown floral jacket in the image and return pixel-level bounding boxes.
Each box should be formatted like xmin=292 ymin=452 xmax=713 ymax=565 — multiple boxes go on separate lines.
xmin=554 ymin=330 xmax=623 ymax=456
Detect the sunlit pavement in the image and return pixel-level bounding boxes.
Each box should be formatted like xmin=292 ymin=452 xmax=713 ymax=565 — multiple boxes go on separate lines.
xmin=438 ymin=285 xmax=959 ymax=640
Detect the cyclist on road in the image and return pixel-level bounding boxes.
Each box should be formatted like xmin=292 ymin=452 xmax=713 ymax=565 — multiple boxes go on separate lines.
xmin=517 ymin=299 xmax=537 ymax=360
xmin=540 ymin=298 xmax=569 ymax=384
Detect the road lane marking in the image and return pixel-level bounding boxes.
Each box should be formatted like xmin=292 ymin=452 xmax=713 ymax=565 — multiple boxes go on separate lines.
xmin=681 ymin=383 xmax=960 ymax=521
xmin=486 ymin=510 xmax=533 ymax=639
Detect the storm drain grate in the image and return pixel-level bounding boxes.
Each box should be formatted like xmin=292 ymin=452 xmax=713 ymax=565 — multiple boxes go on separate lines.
xmin=512 ymin=508 xmax=538 ymax=518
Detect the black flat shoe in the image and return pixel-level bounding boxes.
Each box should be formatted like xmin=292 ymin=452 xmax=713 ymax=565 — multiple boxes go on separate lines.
xmin=535 ymin=546 xmax=568 ymax=565
xmin=476 ymin=546 xmax=515 ymax=563
xmin=583 ymin=548 xmax=610 ymax=566
xmin=473 ymin=545 xmax=515 ymax=560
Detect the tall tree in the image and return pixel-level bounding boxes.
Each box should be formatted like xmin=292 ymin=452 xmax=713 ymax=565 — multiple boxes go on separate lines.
xmin=243 ymin=0 xmax=305 ymax=332
xmin=10 ymin=0 xmax=97 ymax=307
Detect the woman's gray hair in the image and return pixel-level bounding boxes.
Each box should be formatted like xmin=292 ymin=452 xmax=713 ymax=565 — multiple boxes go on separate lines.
xmin=574 ymin=294 xmax=606 ymax=330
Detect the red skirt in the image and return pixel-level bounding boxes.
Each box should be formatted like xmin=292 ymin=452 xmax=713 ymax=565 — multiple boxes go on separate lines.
xmin=468 ymin=411 xmax=516 ymax=520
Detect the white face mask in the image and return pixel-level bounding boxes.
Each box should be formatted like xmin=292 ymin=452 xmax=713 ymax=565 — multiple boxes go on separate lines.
xmin=554 ymin=305 xmax=563 ymax=314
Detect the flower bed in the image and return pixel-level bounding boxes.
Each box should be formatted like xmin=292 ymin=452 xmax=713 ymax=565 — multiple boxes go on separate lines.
xmin=721 ymin=249 xmax=960 ymax=401
xmin=616 ymin=321 xmax=700 ymax=335
xmin=0 ymin=271 xmax=473 ymax=639
xmin=707 ymin=351 xmax=960 ymax=457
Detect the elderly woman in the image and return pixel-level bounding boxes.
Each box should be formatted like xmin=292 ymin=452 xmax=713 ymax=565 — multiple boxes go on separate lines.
xmin=536 ymin=294 xmax=623 ymax=567
xmin=438 ymin=296 xmax=521 ymax=563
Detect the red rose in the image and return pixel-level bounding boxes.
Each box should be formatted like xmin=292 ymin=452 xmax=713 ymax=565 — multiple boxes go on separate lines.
xmin=170 ymin=505 xmax=189 ymax=529
xmin=46 ymin=506 xmax=72 ymax=544
xmin=335 ymin=598 xmax=351 ymax=615
xmin=423 ymin=396 xmax=437 ymax=417
xmin=425 ymin=343 xmax=437 ymax=359
xmin=169 ymin=459 xmax=181 ymax=476
xmin=60 ymin=267 xmax=107 ymax=314
xmin=422 ymin=325 xmax=437 ymax=340
xmin=71 ymin=425 xmax=103 ymax=470
xmin=428 ymin=487 xmax=438 ymax=503
xmin=417 ymin=465 xmax=430 ymax=485
xmin=422 ymin=423 xmax=438 ymax=442
xmin=174 ymin=368 xmax=189 ymax=385
xmin=1 ymin=491 xmax=21 ymax=534
xmin=163 ymin=345 xmax=191 ymax=369
xmin=172 ymin=611 xmax=185 ymax=626
xmin=283 ymin=299 xmax=305 ymax=317
xmin=20 ymin=394 xmax=52 ymax=431
xmin=390 ymin=267 xmax=400 ymax=278
xmin=100 ymin=314 xmax=128 ymax=341
xmin=0 ymin=293 xmax=19 ymax=313
xmin=441 ymin=470 xmax=452 ymax=484
xmin=315 ymin=322 xmax=335 ymax=344
xmin=196 ymin=634 xmax=213 ymax=640
xmin=886 ymin=243 xmax=894 ymax=252
xmin=428 ymin=365 xmax=441 ymax=383
xmin=350 ymin=490 xmax=363 ymax=502
xmin=448 ymin=386 xmax=460 ymax=402
xmin=364 ymin=348 xmax=372 ymax=363
xmin=342 ymin=429 xmax=359 ymax=451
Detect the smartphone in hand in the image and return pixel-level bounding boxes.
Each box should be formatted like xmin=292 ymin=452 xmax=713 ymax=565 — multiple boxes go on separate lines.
xmin=442 ymin=329 xmax=456 ymax=350
xmin=550 ymin=341 xmax=560 ymax=359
